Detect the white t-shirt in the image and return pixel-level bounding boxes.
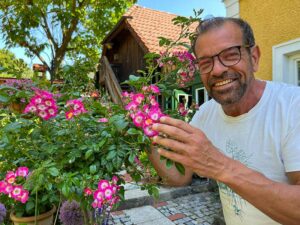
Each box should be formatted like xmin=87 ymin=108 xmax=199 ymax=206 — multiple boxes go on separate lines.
xmin=190 ymin=81 xmax=300 ymax=225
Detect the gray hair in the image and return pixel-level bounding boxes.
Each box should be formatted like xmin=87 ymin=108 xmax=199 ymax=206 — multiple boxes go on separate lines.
xmin=192 ymin=17 xmax=255 ymax=56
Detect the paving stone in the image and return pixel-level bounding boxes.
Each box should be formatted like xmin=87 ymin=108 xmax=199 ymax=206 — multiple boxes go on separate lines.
xmin=168 ymin=213 xmax=186 ymax=221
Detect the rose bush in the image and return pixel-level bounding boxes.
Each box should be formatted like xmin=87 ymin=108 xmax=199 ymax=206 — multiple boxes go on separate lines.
xmin=0 ymin=10 xmax=202 ymax=224
xmin=0 ymin=85 xmax=156 ymax=224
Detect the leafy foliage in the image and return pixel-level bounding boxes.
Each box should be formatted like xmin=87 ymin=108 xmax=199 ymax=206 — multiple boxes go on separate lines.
xmin=0 ymin=88 xmax=154 ymax=221
xmin=0 ymin=0 xmax=136 ymax=82
xmin=0 ymin=49 xmax=33 ymax=78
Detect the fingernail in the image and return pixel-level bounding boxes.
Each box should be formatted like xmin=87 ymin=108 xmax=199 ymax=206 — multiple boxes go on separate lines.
xmin=152 ymin=123 xmax=158 ymax=130
xmin=153 ymin=136 xmax=157 ymax=142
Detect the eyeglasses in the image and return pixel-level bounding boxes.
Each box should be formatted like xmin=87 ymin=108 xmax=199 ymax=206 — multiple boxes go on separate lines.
xmin=194 ymin=45 xmax=253 ymax=75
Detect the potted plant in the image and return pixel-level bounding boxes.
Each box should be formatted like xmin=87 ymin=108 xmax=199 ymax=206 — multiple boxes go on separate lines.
xmin=0 ymin=78 xmax=35 ymax=113
xmin=0 ymin=86 xmax=156 ymax=224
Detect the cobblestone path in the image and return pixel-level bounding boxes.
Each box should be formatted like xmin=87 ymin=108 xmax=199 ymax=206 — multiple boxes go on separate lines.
xmin=110 ymin=191 xmax=224 ymax=225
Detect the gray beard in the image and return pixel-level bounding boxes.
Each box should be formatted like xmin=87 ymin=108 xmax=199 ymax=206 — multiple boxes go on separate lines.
xmin=207 ymin=71 xmax=248 ymax=105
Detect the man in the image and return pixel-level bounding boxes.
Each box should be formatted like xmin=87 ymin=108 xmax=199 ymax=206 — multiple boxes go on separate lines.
xmin=152 ymin=17 xmax=300 ymax=225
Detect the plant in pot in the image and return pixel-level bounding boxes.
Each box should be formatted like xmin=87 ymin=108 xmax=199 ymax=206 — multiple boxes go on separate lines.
xmin=0 ymin=166 xmax=57 ymax=225
xmin=0 ymin=84 xmax=159 ymax=224
xmin=0 ymin=78 xmax=36 ymax=113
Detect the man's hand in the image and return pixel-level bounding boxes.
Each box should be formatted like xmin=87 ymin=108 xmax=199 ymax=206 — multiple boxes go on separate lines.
xmin=152 ymin=116 xmax=231 ymax=181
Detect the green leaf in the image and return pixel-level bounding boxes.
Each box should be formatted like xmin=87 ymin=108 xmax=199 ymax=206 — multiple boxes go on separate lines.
xmin=129 ymin=75 xmax=140 ymax=81
xmin=127 ymin=128 xmax=141 ymax=135
xmin=137 ymin=135 xmax=146 ymax=143
xmin=158 ymin=37 xmax=171 ymax=46
xmin=0 ymin=93 xmax=9 ymax=103
xmin=96 ymin=138 xmax=106 ymax=150
xmin=4 ymin=122 xmax=21 ymax=132
xmin=110 ymin=115 xmax=128 ymax=131
xmin=56 ymin=130 xmax=67 ymax=136
xmin=128 ymin=153 xmax=136 ymax=164
xmin=25 ymin=201 xmax=35 ymax=212
xmin=62 ymin=184 xmax=70 ymax=196
xmin=48 ymin=167 xmax=59 ymax=177
xmin=166 ymin=159 xmax=174 ymax=169
xmin=175 ymin=162 xmax=185 ymax=175
xmin=106 ymin=150 xmax=117 ymax=160
xmin=85 ymin=149 xmax=93 ymax=159
xmin=90 ymin=165 xmax=97 ymax=174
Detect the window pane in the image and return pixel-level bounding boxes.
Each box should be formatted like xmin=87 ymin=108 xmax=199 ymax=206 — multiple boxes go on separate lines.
xmin=197 ymin=88 xmax=205 ymax=105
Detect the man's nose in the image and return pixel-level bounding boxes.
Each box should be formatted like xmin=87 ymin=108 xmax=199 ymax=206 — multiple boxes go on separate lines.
xmin=211 ymin=56 xmax=228 ymax=76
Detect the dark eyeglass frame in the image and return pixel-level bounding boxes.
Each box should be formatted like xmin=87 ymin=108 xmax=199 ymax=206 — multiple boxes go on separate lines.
xmin=194 ymin=45 xmax=254 ymax=75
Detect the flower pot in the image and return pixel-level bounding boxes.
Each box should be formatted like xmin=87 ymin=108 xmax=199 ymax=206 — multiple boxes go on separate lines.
xmin=9 ymin=102 xmax=25 ymax=113
xmin=10 ymin=205 xmax=56 ymax=225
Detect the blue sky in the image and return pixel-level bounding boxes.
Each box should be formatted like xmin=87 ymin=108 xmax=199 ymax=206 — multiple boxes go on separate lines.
xmin=137 ymin=0 xmax=225 ymax=17
xmin=0 ymin=0 xmax=225 ymax=66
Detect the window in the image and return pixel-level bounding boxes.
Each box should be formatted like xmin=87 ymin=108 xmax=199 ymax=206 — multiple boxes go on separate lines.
xmin=223 ymin=0 xmax=240 ymax=18
xmin=297 ymin=60 xmax=300 ymax=86
xmin=273 ymin=38 xmax=300 ymax=86
xmin=195 ymin=87 xmax=210 ymax=106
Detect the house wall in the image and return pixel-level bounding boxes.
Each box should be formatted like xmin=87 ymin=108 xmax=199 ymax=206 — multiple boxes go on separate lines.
xmin=105 ymin=30 xmax=145 ymax=84
xmin=239 ymin=0 xmax=300 ymax=80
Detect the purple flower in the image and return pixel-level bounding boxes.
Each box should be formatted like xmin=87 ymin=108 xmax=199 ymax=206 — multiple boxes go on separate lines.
xmin=0 ymin=203 xmax=6 ymax=224
xmin=59 ymin=200 xmax=84 ymax=225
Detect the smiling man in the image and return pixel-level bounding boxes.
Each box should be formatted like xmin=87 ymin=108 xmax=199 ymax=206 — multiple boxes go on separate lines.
xmin=152 ymin=17 xmax=300 ymax=225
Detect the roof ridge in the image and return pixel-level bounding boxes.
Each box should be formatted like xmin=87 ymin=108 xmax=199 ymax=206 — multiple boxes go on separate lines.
xmin=130 ymin=4 xmax=181 ymax=17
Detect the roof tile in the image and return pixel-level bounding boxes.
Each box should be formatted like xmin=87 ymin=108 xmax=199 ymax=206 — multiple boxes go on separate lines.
xmin=123 ymin=5 xmax=199 ymax=53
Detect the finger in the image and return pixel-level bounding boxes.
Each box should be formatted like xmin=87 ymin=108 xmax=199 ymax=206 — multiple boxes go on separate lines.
xmin=159 ymin=116 xmax=199 ymax=134
xmin=157 ymin=147 xmax=190 ymax=166
xmin=153 ymin=135 xmax=187 ymax=154
xmin=153 ymin=123 xmax=190 ymax=142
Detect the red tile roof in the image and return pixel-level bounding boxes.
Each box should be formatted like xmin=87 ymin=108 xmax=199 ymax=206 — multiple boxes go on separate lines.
xmin=104 ymin=5 xmax=199 ymax=53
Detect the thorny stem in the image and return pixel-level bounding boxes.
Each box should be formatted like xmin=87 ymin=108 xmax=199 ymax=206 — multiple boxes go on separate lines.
xmin=53 ymin=194 xmax=62 ymax=225
xmin=34 ymin=190 xmax=38 ymax=225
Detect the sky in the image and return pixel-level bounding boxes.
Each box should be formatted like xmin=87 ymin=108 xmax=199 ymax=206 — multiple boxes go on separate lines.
xmin=0 ymin=0 xmax=226 ymax=67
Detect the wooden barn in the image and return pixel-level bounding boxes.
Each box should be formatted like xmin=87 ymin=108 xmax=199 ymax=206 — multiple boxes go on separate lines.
xmin=97 ymin=5 xmax=208 ymax=107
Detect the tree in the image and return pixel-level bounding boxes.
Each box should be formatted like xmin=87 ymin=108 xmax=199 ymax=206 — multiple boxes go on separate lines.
xmin=0 ymin=48 xmax=33 ymax=78
xmin=0 ymin=0 xmax=136 ymax=83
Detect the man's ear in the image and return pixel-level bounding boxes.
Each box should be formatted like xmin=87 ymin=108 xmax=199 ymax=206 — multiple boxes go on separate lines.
xmin=251 ymin=45 xmax=261 ymax=72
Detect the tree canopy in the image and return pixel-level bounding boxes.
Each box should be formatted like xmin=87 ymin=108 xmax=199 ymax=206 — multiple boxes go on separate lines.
xmin=0 ymin=48 xmax=33 ymax=78
xmin=0 ymin=0 xmax=136 ymax=83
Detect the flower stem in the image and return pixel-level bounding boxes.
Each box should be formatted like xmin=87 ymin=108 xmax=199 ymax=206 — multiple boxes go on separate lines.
xmin=53 ymin=194 xmax=62 ymax=225
xmin=34 ymin=190 xmax=38 ymax=225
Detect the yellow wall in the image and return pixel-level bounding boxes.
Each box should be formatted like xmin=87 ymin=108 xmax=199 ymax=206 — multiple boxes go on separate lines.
xmin=240 ymin=0 xmax=300 ymax=80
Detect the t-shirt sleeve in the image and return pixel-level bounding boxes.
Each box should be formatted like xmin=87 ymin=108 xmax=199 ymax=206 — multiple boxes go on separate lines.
xmin=282 ymin=91 xmax=300 ymax=172
xmin=189 ymin=110 xmax=202 ymax=129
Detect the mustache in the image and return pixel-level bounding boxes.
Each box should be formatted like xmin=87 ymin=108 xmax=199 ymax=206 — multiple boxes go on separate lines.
xmin=208 ymin=71 xmax=240 ymax=86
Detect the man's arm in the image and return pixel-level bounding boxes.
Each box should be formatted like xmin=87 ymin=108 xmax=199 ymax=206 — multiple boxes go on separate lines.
xmin=152 ymin=116 xmax=300 ymax=225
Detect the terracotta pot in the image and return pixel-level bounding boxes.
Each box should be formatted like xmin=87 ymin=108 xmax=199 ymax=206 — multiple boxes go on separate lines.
xmin=10 ymin=205 xmax=56 ymax=225
xmin=9 ymin=102 xmax=25 ymax=113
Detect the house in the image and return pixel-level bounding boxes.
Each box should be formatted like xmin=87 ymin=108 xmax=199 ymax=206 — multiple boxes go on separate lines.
xmin=98 ymin=5 xmax=206 ymax=106
xmin=223 ymin=0 xmax=300 ymax=86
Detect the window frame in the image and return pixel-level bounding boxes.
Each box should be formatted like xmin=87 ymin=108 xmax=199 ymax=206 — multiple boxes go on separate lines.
xmin=195 ymin=87 xmax=209 ymax=106
xmin=273 ymin=38 xmax=300 ymax=85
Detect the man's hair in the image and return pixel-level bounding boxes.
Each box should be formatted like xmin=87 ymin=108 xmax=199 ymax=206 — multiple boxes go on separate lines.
xmin=192 ymin=17 xmax=255 ymax=56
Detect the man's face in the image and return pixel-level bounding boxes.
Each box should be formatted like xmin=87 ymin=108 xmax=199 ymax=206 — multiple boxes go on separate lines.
xmin=194 ymin=22 xmax=258 ymax=106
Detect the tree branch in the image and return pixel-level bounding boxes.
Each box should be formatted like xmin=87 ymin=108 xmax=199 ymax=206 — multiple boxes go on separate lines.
xmin=23 ymin=41 xmax=50 ymax=70
xmin=40 ymin=9 xmax=58 ymax=51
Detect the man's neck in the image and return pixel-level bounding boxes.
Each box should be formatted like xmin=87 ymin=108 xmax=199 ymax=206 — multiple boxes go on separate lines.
xmin=222 ymin=79 xmax=266 ymax=117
